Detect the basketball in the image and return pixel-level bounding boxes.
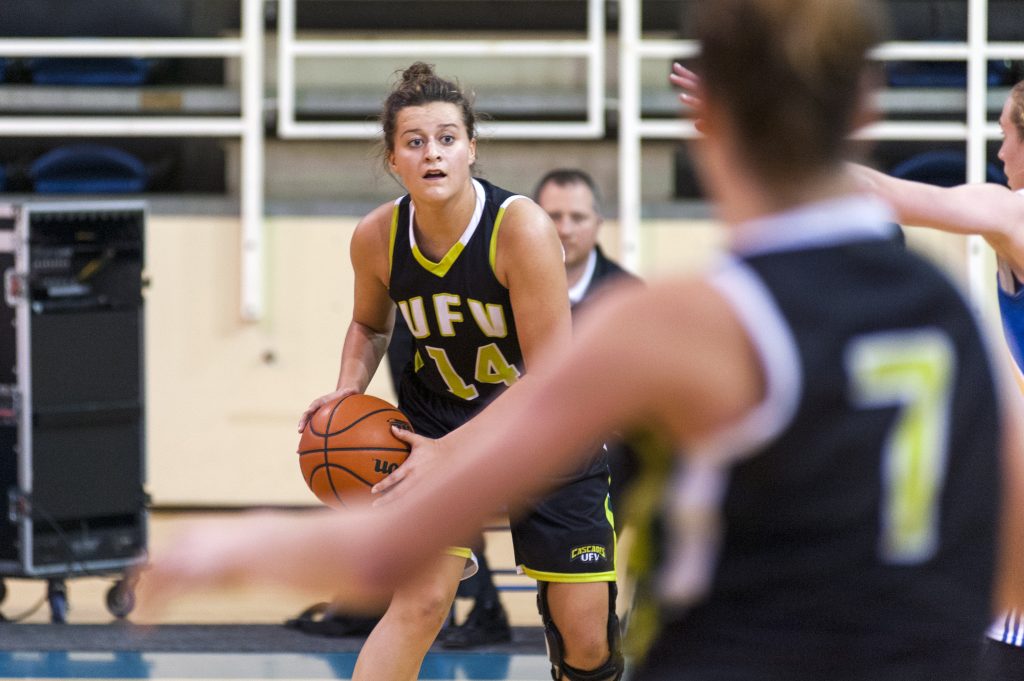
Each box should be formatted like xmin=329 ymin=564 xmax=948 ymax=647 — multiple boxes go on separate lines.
xmin=297 ymin=394 xmax=413 ymax=509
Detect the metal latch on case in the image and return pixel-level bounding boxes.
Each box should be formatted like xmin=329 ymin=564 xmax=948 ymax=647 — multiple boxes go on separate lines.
xmin=3 ymin=269 xmax=26 ymax=307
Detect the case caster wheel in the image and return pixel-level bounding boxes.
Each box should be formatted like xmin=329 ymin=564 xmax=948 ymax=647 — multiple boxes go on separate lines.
xmin=106 ymin=580 xmax=135 ymax=619
xmin=47 ymin=580 xmax=68 ymax=624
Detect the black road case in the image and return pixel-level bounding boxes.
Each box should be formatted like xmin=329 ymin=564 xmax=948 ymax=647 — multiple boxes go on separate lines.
xmin=0 ymin=201 xmax=147 ymax=622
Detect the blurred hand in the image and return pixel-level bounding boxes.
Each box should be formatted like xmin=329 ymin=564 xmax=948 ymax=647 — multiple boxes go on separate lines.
xmin=134 ymin=512 xmax=274 ymax=619
xmin=669 ymin=62 xmax=707 ymax=134
xmin=135 ymin=510 xmax=395 ymax=622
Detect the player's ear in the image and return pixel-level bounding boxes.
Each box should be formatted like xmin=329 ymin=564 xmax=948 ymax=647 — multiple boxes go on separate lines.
xmin=468 ymin=138 xmax=477 ymax=166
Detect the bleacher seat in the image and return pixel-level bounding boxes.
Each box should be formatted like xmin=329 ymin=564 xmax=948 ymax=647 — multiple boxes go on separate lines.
xmin=890 ymin=149 xmax=1007 ymax=187
xmin=26 ymin=58 xmax=154 ymax=86
xmin=886 ymin=60 xmax=1014 ymax=88
xmin=29 ymin=145 xmax=148 ymax=194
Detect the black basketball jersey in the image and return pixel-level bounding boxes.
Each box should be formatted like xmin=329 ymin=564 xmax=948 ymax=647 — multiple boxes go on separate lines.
xmin=627 ymin=196 xmax=1002 ymax=681
xmin=388 ymin=178 xmax=525 ymax=405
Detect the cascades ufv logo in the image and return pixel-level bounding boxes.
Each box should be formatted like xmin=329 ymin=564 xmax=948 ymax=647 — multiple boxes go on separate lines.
xmin=570 ymin=544 xmax=607 ymax=564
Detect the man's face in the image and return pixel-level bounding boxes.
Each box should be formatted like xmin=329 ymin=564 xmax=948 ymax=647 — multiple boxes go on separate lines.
xmin=536 ymin=181 xmax=602 ymax=270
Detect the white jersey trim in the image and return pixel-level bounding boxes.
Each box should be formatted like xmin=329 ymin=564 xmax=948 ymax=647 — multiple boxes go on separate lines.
xmin=690 ymin=193 xmax=901 ymax=464
xmin=693 ymin=259 xmax=803 ymax=465
xmin=989 ymin=610 xmax=1024 ymax=646
xmin=657 ymin=460 xmax=729 ymax=605
xmin=728 ymin=193 xmax=897 ymax=256
xmin=407 ymin=178 xmax=487 ymax=257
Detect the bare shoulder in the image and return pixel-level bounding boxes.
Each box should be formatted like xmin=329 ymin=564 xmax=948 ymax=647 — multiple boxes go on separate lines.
xmin=493 ymin=197 xmax=562 ymax=284
xmin=498 ymin=197 xmax=556 ymax=244
xmin=350 ymin=201 xmax=399 ymax=279
xmin=353 ymin=201 xmax=398 ymax=247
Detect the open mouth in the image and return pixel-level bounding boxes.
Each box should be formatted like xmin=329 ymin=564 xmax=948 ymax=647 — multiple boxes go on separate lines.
xmin=423 ymin=170 xmax=447 ymax=179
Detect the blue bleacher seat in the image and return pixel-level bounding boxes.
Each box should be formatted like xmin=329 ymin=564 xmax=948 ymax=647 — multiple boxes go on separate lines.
xmin=887 ymin=60 xmax=1013 ymax=88
xmin=890 ymin=149 xmax=1007 ymax=187
xmin=26 ymin=57 xmax=153 ymax=86
xmin=29 ymin=145 xmax=148 ymax=194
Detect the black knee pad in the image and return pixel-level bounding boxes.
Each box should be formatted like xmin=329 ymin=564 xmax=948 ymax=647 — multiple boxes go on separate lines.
xmin=537 ymin=581 xmax=625 ymax=681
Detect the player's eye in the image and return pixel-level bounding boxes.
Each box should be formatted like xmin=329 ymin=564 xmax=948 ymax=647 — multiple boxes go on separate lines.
xmin=441 ymin=135 xmax=455 ymax=145
xmin=408 ymin=138 xmax=423 ymax=148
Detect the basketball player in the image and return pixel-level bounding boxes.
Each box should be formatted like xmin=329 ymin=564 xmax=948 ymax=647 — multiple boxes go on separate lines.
xmin=849 ymin=81 xmax=1024 ymax=681
xmin=294 ymin=63 xmax=621 ymax=681
xmin=140 ymin=2 xmax=1024 ymax=679
xmin=424 ymin=168 xmax=640 ymax=650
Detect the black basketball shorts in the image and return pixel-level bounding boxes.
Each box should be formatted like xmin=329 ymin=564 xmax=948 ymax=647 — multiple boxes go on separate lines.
xmin=398 ymin=369 xmax=617 ymax=583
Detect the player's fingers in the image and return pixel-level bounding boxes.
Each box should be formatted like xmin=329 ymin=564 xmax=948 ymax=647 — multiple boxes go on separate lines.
xmin=371 ymin=466 xmax=406 ymax=495
xmin=390 ymin=425 xmax=427 ymax=447
xmin=671 ymin=62 xmax=699 ymax=82
xmin=297 ymin=399 xmax=323 ymax=432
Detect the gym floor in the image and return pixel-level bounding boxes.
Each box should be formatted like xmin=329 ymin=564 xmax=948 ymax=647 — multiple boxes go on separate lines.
xmin=0 ymin=512 xmax=556 ymax=681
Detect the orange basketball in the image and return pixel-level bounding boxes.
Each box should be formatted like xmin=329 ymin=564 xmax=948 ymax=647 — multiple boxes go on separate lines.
xmin=297 ymin=394 xmax=412 ymax=509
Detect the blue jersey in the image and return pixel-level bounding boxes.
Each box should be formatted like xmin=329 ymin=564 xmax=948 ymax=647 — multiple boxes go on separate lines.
xmin=996 ymin=190 xmax=1024 ymax=382
xmin=988 ymin=189 xmax=1024 ymax=648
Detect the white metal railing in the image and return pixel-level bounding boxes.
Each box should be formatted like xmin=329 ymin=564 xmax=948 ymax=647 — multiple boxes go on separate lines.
xmin=618 ymin=0 xmax=1018 ymax=307
xmin=275 ymin=0 xmax=605 ymax=139
xmin=0 ymin=0 xmax=265 ymax=321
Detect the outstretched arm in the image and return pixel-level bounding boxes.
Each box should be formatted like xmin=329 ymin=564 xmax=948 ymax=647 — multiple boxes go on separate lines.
xmin=852 ymin=165 xmax=1024 ymax=277
xmin=138 ymin=277 xmax=763 ymax=609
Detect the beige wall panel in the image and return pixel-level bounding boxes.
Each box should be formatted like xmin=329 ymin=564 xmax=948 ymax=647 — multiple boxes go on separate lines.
xmin=145 ymin=215 xmax=396 ymax=506
xmin=145 ymin=215 xmax=995 ymax=507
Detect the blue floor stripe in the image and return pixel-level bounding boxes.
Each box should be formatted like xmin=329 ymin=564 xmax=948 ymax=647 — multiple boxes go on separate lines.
xmin=0 ymin=651 xmax=552 ymax=680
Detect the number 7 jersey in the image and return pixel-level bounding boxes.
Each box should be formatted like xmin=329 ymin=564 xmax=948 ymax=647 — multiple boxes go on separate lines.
xmin=388 ymin=178 xmax=526 ymax=405
xmin=628 ymin=195 xmax=1002 ymax=680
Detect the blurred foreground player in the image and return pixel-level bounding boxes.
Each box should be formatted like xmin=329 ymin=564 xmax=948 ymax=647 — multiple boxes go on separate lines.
xmin=846 ymin=79 xmax=1024 ymax=681
xmin=140 ymin=2 xmax=1024 ymax=680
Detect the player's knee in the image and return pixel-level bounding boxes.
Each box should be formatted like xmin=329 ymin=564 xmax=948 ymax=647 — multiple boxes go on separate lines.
xmin=392 ymin=585 xmax=454 ymax=632
xmin=538 ymin=582 xmax=624 ymax=681
xmin=558 ymin=618 xmax=609 ymax=667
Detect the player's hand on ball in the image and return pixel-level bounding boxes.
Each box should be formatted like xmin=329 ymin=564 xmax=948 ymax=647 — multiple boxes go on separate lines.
xmin=669 ymin=62 xmax=707 ymax=133
xmin=297 ymin=387 xmax=358 ymax=433
xmin=371 ymin=426 xmax=446 ymax=505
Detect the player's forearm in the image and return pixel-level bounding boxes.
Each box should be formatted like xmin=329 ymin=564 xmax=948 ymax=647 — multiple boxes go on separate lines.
xmin=336 ymin=320 xmax=390 ymax=392
xmin=855 ymin=163 xmax=1016 ymax=240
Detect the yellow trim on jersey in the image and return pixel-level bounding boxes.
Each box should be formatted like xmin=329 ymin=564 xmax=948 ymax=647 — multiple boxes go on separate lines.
xmin=413 ymin=241 xmax=466 ymax=277
xmin=388 ymin=202 xmax=401 ymax=277
xmin=606 ymin=485 xmax=619 ymax=569
xmin=446 ymin=546 xmax=473 ymax=559
xmin=521 ymin=567 xmax=617 ymax=583
xmin=489 ymin=195 xmax=523 ymax=276
xmin=413 ymin=349 xmax=424 ymax=372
